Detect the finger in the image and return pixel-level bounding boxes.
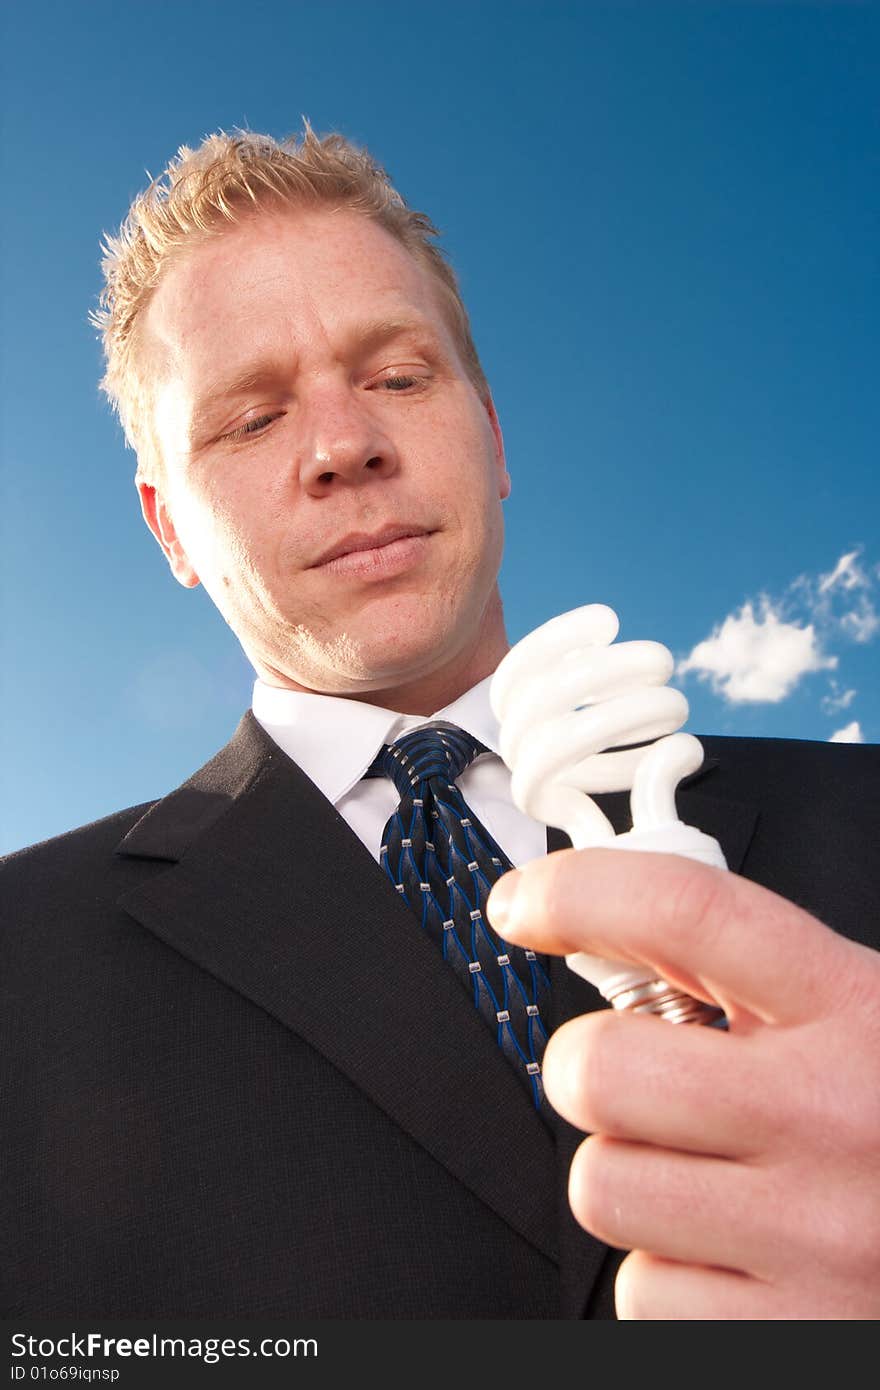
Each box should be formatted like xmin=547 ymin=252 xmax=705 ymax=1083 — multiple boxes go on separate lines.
xmin=614 ymin=1251 xmax=773 ymax=1320
xmin=488 ymin=848 xmax=858 ymax=1024
xmin=616 ymin=1249 xmax=879 ymax=1320
xmin=542 ymin=1009 xmax=778 ymax=1158
xmin=569 ymin=1134 xmax=782 ymax=1279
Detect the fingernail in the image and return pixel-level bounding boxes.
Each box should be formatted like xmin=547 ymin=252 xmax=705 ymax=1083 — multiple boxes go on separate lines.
xmin=487 ymin=870 xmax=523 ymax=935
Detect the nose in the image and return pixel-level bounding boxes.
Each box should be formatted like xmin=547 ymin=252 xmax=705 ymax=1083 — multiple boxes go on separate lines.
xmin=298 ymin=383 xmax=400 ymax=496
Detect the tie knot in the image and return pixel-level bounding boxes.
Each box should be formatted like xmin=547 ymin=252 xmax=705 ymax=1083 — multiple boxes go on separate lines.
xmin=367 ymin=722 xmax=488 ymax=798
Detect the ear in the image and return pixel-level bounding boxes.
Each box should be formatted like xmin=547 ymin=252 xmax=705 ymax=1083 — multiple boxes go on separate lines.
xmin=484 ymin=391 xmax=511 ymax=500
xmin=136 ymin=477 xmax=201 ymax=589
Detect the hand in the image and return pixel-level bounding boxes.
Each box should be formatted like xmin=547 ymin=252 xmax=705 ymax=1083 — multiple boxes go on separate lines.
xmin=487 ymin=849 xmax=880 ymax=1319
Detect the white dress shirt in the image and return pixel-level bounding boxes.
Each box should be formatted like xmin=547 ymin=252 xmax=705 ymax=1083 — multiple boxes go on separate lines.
xmin=251 ymin=674 xmax=549 ymax=868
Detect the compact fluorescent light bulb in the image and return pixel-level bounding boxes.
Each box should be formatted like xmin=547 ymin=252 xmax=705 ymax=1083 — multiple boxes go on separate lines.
xmin=490 ymin=605 xmax=726 ymax=1025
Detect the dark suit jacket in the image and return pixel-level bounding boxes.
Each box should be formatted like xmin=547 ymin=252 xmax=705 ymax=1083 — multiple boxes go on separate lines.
xmin=2 ymin=717 xmax=878 ymax=1318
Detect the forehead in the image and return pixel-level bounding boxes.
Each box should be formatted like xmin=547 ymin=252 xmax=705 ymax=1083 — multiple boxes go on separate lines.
xmin=143 ymin=207 xmax=452 ymax=381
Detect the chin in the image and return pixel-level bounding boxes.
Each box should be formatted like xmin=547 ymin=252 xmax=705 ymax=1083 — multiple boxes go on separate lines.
xmin=261 ymin=578 xmax=489 ymax=694
xmin=343 ymin=633 xmax=451 ymax=688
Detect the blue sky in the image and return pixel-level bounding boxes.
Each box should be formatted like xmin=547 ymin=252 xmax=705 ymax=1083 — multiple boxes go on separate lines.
xmin=1 ymin=1 xmax=877 ymax=855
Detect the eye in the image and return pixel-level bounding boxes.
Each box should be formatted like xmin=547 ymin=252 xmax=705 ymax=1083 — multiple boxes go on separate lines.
xmin=222 ymin=413 xmax=281 ymax=442
xmin=376 ymin=374 xmax=425 ymax=391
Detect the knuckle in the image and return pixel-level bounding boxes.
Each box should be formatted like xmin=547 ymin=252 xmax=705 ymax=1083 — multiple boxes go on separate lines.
xmin=659 ymin=859 xmax=729 ymax=955
xmin=839 ymin=941 xmax=880 ymax=1040
xmin=825 ymin=1073 xmax=880 ymax=1161
xmin=805 ymin=1195 xmax=880 ymax=1285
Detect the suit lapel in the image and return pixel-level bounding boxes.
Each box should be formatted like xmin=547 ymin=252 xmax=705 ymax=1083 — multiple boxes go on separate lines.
xmin=116 ymin=715 xmax=758 ymax=1317
xmin=116 ymin=712 xmax=559 ymax=1265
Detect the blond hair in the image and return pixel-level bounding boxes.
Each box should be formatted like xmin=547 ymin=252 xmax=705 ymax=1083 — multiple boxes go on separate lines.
xmin=90 ymin=119 xmax=490 ymax=482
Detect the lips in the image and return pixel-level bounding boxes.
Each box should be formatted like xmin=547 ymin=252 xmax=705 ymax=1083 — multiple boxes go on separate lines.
xmin=310 ymin=523 xmax=433 ymax=568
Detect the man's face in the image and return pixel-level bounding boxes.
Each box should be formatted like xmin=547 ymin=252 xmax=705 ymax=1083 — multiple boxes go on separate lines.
xmin=138 ymin=208 xmax=511 ymax=709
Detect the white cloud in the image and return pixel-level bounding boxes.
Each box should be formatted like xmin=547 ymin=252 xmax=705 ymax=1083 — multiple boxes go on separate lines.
xmin=821 ymin=683 xmax=857 ymax=715
xmin=818 ymin=549 xmax=869 ymax=594
xmin=679 ymin=547 xmax=876 ymax=724
xmin=840 ymin=598 xmax=880 ymax=644
xmin=678 ymin=599 xmax=837 ymax=704
xmin=829 ymin=721 xmax=864 ymax=744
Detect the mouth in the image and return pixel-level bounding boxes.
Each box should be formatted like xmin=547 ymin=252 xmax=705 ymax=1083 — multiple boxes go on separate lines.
xmin=310 ymin=523 xmax=434 ymax=569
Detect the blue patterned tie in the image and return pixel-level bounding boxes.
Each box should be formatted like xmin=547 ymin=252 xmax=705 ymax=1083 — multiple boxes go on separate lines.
xmin=366 ymin=721 xmax=552 ymax=1113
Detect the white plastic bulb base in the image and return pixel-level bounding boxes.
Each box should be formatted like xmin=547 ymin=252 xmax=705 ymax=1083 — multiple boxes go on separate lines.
xmin=565 ymin=821 xmax=727 ymax=1026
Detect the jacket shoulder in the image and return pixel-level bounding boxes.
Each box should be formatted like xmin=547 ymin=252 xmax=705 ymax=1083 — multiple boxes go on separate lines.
xmin=694 ymin=734 xmax=878 ymax=948
xmin=695 ymin=733 xmax=878 ymax=804
xmin=2 ymin=801 xmax=158 ymax=874
xmin=0 ymin=802 xmax=161 ymax=943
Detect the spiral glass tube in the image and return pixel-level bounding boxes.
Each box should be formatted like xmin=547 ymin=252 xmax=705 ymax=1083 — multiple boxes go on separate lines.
xmin=490 ymin=605 xmax=725 ymax=1027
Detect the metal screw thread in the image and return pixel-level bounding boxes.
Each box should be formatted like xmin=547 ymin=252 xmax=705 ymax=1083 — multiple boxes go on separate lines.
xmin=607 ymin=977 xmax=725 ymax=1026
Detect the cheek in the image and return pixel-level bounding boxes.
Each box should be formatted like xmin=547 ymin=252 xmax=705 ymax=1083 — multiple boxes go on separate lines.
xmin=456 ymin=450 xmax=506 ymax=546
xmin=187 ymin=479 xmax=254 ymax=554
xmin=170 ymin=481 xmax=272 ymax=599
xmin=438 ymin=420 xmax=502 ymax=513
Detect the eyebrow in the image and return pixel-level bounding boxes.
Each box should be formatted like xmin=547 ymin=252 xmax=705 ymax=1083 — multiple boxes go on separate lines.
xmin=189 ymin=316 xmax=441 ymax=432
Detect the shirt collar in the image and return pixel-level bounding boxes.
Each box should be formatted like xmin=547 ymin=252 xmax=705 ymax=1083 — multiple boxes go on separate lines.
xmin=251 ymin=673 xmax=502 ymax=806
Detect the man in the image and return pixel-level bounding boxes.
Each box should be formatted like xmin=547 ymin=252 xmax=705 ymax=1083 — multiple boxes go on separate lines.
xmin=3 ymin=123 xmax=878 ymax=1320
